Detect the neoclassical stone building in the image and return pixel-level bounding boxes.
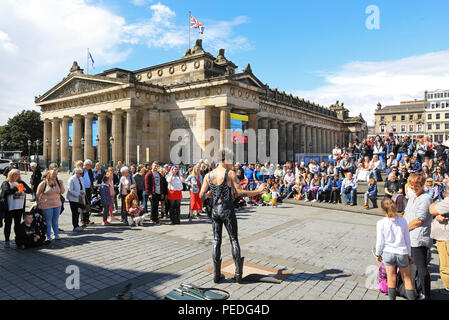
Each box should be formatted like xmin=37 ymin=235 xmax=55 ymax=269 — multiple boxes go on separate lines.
xmin=36 ymin=40 xmax=367 ymax=168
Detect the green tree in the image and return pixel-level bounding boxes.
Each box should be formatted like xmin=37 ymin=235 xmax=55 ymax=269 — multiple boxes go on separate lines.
xmin=0 ymin=110 xmax=43 ymax=158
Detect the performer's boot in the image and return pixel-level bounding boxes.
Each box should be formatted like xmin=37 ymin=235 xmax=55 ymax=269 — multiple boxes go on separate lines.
xmin=213 ymin=259 xmax=224 ymax=283
xmin=234 ymin=256 xmax=244 ymax=284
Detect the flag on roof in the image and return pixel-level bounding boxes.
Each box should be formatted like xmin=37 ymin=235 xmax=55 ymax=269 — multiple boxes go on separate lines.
xmin=190 ymin=14 xmax=205 ymax=34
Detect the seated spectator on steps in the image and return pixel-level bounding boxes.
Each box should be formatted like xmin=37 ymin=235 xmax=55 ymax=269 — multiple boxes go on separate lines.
xmin=409 ymin=156 xmax=422 ymax=174
xmin=364 ymin=178 xmax=378 ymax=209
xmin=15 ymin=212 xmax=46 ymax=249
xmin=370 ymin=155 xmax=383 ymax=182
xmin=340 ymin=153 xmax=354 ymax=179
xmin=329 ymin=174 xmax=342 ymax=204
xmin=280 ymin=168 xmax=295 ymax=198
xmin=385 ymin=172 xmax=406 ymax=213
xmin=341 ymin=172 xmax=358 ymax=206
xmin=356 ymin=156 xmax=371 ymax=182
xmin=317 ymin=173 xmax=331 ymax=203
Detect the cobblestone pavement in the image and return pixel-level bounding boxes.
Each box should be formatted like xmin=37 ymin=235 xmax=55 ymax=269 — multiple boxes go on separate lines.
xmin=0 ymin=172 xmax=448 ymax=300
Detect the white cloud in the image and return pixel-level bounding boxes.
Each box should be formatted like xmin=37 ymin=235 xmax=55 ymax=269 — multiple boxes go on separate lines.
xmin=123 ymin=2 xmax=252 ymax=53
xmin=0 ymin=0 xmax=131 ymax=124
xmin=0 ymin=0 xmax=252 ymax=125
xmin=0 ymin=30 xmax=18 ymax=53
xmin=296 ymin=50 xmax=449 ymax=125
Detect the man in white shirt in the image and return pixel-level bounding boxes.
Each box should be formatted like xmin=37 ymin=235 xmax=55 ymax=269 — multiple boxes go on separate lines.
xmin=341 ymin=172 xmax=358 ymax=206
xmin=332 ymin=144 xmax=342 ymax=165
xmin=281 ymin=169 xmax=295 ymax=197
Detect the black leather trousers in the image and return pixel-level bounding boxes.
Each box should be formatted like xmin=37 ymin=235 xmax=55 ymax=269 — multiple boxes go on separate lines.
xmin=211 ymin=202 xmax=241 ymax=263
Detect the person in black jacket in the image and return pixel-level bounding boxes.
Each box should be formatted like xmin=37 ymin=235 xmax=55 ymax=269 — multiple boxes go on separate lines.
xmin=145 ymin=162 xmax=168 ymax=224
xmin=396 ymin=136 xmax=410 ymax=162
xmin=1 ymin=169 xmax=32 ymax=248
xmin=15 ymin=211 xmax=46 ymax=249
xmin=29 ymin=162 xmax=42 ymax=202
xmin=2 ymin=162 xmax=15 ymax=178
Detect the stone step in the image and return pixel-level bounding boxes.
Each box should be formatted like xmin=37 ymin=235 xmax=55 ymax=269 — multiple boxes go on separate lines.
xmin=283 ymin=198 xmax=383 ymax=216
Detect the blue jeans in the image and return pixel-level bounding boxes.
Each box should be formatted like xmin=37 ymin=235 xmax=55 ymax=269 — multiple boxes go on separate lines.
xmin=42 ymin=206 xmax=61 ymax=239
xmin=396 ymin=152 xmax=406 ymax=162
xmin=342 ymin=189 xmax=357 ymax=204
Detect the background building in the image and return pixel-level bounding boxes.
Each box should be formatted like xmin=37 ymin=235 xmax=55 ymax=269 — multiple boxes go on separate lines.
xmin=425 ymin=89 xmax=449 ymax=142
xmin=36 ymin=40 xmax=367 ymax=168
xmin=374 ymin=100 xmax=425 ymax=139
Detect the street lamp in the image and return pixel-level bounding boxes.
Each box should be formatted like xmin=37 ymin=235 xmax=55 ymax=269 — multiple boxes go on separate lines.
xmin=45 ymin=138 xmax=49 ymax=169
xmin=109 ymin=136 xmax=114 ymax=167
xmin=68 ymin=137 xmax=72 ymax=172
xmin=56 ymin=138 xmax=60 ymax=167
xmin=95 ymin=135 xmax=99 ymax=163
xmin=0 ymin=141 xmax=3 ymax=159
xmin=35 ymin=140 xmax=40 ymax=165
xmin=27 ymin=139 xmax=32 ymax=164
xmin=81 ymin=137 xmax=85 ymax=161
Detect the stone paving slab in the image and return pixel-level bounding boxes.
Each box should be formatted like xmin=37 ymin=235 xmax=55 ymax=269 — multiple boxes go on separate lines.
xmin=0 ymin=173 xmax=448 ymax=300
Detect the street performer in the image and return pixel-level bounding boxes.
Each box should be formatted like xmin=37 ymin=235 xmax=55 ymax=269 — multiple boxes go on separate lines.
xmin=199 ymin=149 xmax=266 ymax=284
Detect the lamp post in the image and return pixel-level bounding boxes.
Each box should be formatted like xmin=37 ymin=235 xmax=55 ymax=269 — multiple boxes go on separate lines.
xmin=68 ymin=137 xmax=72 ymax=172
xmin=81 ymin=137 xmax=85 ymax=162
xmin=56 ymin=138 xmax=60 ymax=167
xmin=35 ymin=140 xmax=40 ymax=165
xmin=109 ymin=136 xmax=114 ymax=167
xmin=27 ymin=139 xmax=32 ymax=164
xmin=45 ymin=138 xmax=49 ymax=169
xmin=95 ymin=135 xmax=99 ymax=164
xmin=0 ymin=141 xmax=3 ymax=159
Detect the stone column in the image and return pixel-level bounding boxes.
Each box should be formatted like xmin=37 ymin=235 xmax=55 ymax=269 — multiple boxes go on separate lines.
xmin=269 ymin=119 xmax=279 ymax=162
xmin=306 ymin=126 xmax=312 ymax=153
xmin=43 ymin=120 xmax=52 ymax=162
xmin=311 ymin=127 xmax=317 ymax=154
xmin=278 ymin=121 xmax=287 ymax=163
xmin=159 ymin=111 xmax=171 ymax=163
xmin=248 ymin=111 xmax=258 ymax=164
xmin=126 ymin=109 xmax=137 ymax=165
xmin=84 ymin=114 xmax=94 ymax=161
xmin=51 ymin=119 xmax=60 ymax=162
xmin=61 ymin=117 xmax=70 ymax=168
xmin=320 ymin=129 xmax=327 ymax=153
xmin=98 ymin=112 xmax=109 ymax=164
xmin=111 ymin=111 xmax=124 ymax=165
xmin=286 ymin=122 xmax=294 ymax=161
xmin=259 ymin=117 xmax=270 ymax=160
xmin=300 ymin=125 xmax=306 ymax=154
xmin=219 ymin=107 xmax=231 ymax=150
xmin=72 ymin=116 xmax=83 ymax=162
xmin=293 ymin=124 xmax=300 ymax=160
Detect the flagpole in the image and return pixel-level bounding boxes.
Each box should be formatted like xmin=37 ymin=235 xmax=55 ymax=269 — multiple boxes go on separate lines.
xmin=87 ymin=48 xmax=89 ymax=75
xmin=188 ymin=11 xmax=191 ymax=50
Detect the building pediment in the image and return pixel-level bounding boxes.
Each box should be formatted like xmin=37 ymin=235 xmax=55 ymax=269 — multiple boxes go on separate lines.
xmin=37 ymin=75 xmax=126 ymax=103
xmin=233 ymin=72 xmax=266 ymax=90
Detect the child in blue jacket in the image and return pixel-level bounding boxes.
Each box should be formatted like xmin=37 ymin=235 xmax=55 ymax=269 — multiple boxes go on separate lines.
xmin=329 ymin=174 xmax=342 ymax=204
xmin=99 ymin=175 xmax=113 ymax=226
xmin=364 ymin=178 xmax=378 ymax=209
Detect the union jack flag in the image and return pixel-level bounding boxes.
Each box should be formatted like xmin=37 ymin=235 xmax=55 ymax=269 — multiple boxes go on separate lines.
xmin=190 ymin=14 xmax=205 ymax=34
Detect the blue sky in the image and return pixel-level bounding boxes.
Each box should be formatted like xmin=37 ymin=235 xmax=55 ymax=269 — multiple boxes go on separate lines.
xmin=1 ymin=0 xmax=449 ymax=125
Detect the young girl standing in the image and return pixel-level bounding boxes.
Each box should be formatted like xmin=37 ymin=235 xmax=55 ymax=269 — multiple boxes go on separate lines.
xmin=375 ymin=198 xmax=415 ymax=300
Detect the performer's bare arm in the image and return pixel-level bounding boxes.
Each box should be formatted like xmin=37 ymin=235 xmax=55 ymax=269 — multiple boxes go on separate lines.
xmin=228 ymin=170 xmax=266 ymax=197
xmin=199 ymin=173 xmax=211 ymax=200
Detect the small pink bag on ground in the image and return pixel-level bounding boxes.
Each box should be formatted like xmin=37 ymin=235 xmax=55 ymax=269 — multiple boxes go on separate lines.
xmin=377 ymin=263 xmax=388 ymax=295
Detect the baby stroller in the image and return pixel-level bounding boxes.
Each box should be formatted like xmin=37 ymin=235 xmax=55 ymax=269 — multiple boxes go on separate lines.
xmin=90 ymin=186 xmax=103 ymax=216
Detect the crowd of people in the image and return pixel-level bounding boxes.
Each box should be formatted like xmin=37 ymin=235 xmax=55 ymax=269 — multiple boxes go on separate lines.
xmin=0 ymin=132 xmax=448 ymax=299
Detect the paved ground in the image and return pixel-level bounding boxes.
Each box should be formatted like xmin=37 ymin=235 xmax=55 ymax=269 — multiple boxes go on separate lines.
xmin=0 ymin=171 xmax=448 ymax=300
